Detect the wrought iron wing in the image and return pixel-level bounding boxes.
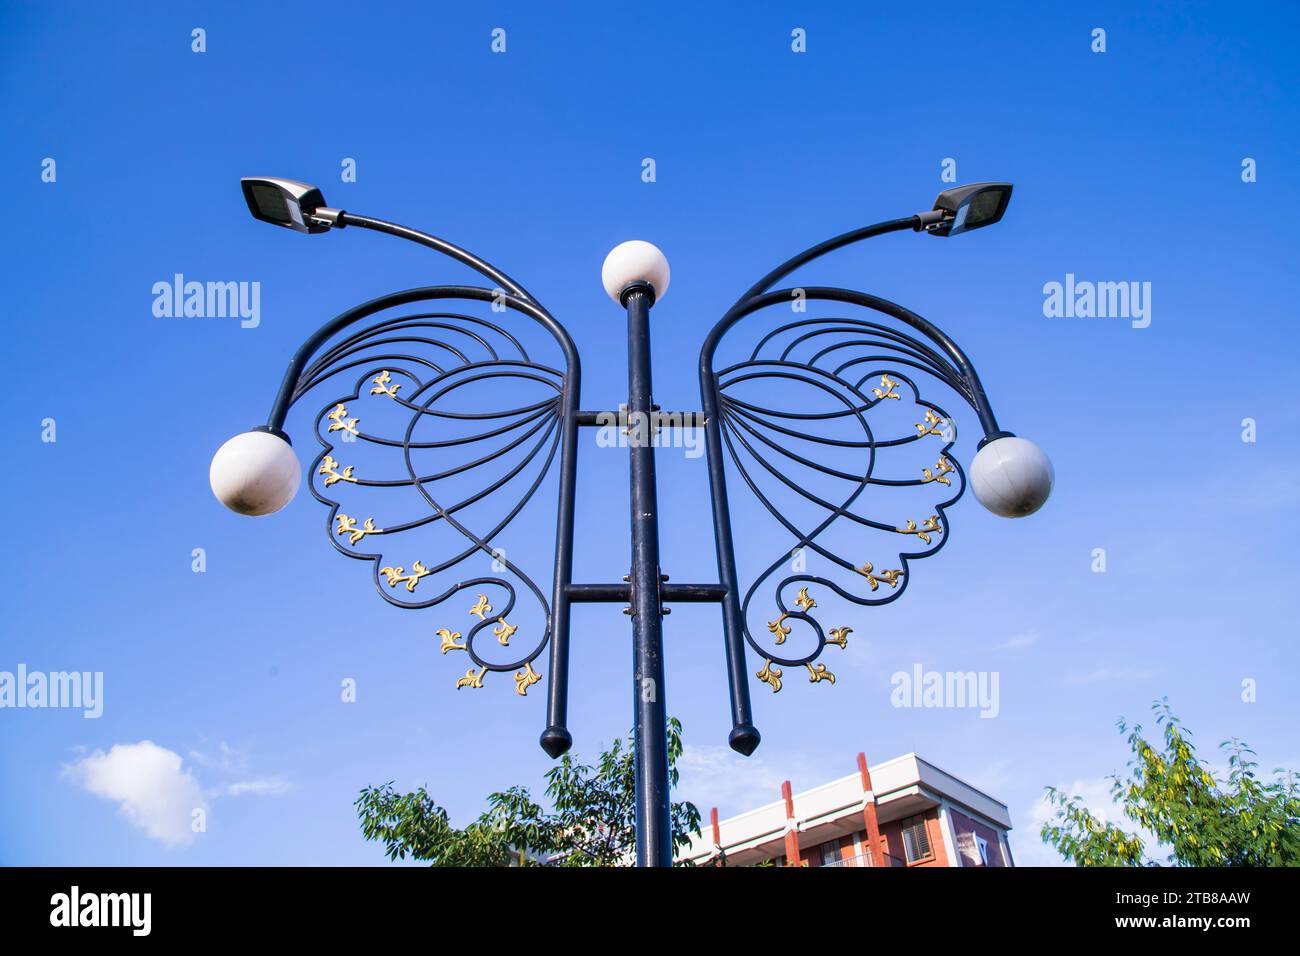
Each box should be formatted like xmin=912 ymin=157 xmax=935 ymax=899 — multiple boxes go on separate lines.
xmin=700 ymin=285 xmax=999 ymax=699
xmin=281 ymin=286 xmax=579 ymax=699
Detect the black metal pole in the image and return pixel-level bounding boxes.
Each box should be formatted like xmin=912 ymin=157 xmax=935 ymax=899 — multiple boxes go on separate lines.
xmin=623 ymin=282 xmax=672 ymax=867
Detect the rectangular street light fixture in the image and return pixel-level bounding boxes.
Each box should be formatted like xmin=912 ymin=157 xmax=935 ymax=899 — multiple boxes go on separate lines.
xmin=926 ymin=182 xmax=1013 ymax=237
xmin=240 ymin=177 xmax=330 ymax=234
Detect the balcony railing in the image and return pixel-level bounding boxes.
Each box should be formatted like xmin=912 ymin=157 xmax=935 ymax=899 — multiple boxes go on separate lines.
xmin=821 ymin=850 xmax=906 ymax=867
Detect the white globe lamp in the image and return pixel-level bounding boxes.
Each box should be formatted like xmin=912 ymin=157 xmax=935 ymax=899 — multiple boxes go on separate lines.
xmin=210 ymin=430 xmax=301 ymax=516
xmin=601 ymin=240 xmax=670 ymax=304
xmin=969 ymin=436 xmax=1053 ymax=517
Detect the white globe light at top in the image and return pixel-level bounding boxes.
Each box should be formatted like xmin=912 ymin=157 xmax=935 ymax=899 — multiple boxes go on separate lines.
xmin=969 ymin=436 xmax=1053 ymax=518
xmin=601 ymin=240 xmax=670 ymax=304
xmin=209 ymin=430 xmax=301 ymax=516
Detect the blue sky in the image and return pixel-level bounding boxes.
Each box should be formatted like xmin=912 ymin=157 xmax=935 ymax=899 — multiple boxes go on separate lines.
xmin=2 ymin=1 xmax=1297 ymax=866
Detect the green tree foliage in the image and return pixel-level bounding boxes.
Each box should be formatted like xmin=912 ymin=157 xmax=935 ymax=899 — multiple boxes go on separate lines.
xmin=1041 ymin=699 xmax=1300 ymax=866
xmin=355 ymin=718 xmax=702 ymax=866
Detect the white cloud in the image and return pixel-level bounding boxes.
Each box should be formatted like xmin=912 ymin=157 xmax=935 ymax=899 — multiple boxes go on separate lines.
xmin=64 ymin=739 xmax=290 ymax=848
xmin=190 ymin=741 xmax=291 ymax=799
xmin=1065 ymin=666 xmax=1157 ymax=685
xmin=677 ymin=745 xmax=826 ymax=818
xmin=63 ymin=741 xmax=207 ymax=848
xmin=997 ymin=631 xmax=1038 ymax=650
xmin=188 ymin=741 xmax=245 ymax=773
xmin=218 ymin=778 xmax=291 ymax=797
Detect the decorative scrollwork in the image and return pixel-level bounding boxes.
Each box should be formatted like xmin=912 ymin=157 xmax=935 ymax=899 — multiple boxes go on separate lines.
xmin=380 ymin=561 xmax=431 ymax=592
xmin=855 ymin=563 xmax=903 ymax=591
xmin=336 ymin=514 xmax=383 ymax=545
xmin=705 ymin=297 xmax=973 ymax=688
xmin=455 ymin=666 xmax=486 ymax=690
xmin=437 ymin=628 xmax=465 ymax=653
xmin=756 ymin=659 xmax=783 ymax=693
xmin=319 ymin=455 xmax=357 ymax=486
xmin=291 ymin=293 xmax=573 ymax=697
xmin=920 ymin=456 xmax=955 ymax=486
xmin=514 ymin=661 xmax=542 ymax=696
xmin=369 ymin=370 xmax=401 ymax=399
xmin=896 ymin=516 xmax=943 ymax=545
xmin=493 ymin=619 xmax=517 ymax=645
xmin=915 ymin=409 xmax=949 ymax=439
xmin=806 ymin=662 xmax=835 ymax=684
xmin=871 ymin=374 xmax=901 ymax=401
xmin=326 ymin=403 xmax=360 ymax=436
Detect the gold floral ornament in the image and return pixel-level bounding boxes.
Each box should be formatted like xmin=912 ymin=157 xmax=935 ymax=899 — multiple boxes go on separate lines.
xmin=806 ymin=662 xmax=836 ymax=684
xmin=766 ymin=616 xmax=792 ymax=644
xmin=469 ymin=594 xmax=493 ymax=620
xmin=326 ymin=403 xmax=360 ymax=436
xmin=455 ymin=666 xmax=486 ymax=690
xmin=318 ymin=455 xmax=357 ymax=487
xmin=369 ymin=370 xmax=401 ymax=399
xmin=492 ymin=619 xmax=518 ymax=646
xmin=514 ymin=661 xmax=542 ymax=696
xmin=920 ymin=456 xmax=955 ymax=487
xmin=380 ymin=560 xmax=431 ymax=592
xmin=336 ymin=513 xmax=382 ymax=545
xmin=915 ymin=409 xmax=949 ymax=439
xmin=855 ymin=562 xmax=905 ymax=591
xmin=896 ymin=515 xmax=942 ymax=545
xmin=767 ymin=587 xmax=817 ymax=646
xmin=756 ymin=659 xmax=783 ymax=693
xmin=436 ymin=628 xmax=465 ymax=653
xmin=872 ymin=375 xmax=901 ymax=401
xmin=826 ymin=626 xmax=852 ymax=648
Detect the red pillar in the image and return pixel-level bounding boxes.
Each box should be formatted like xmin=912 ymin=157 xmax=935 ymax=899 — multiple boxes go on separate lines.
xmin=710 ymin=807 xmax=722 ymax=866
xmin=858 ymin=752 xmax=886 ymax=867
xmin=781 ymin=780 xmax=803 ymax=866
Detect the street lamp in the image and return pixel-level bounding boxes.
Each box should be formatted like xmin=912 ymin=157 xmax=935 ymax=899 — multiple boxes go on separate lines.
xmin=211 ymin=176 xmax=1051 ymax=866
xmin=921 ymin=182 xmax=1014 ymax=237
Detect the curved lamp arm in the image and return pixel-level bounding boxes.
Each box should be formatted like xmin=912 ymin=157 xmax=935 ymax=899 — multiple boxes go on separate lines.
xmin=321 ymin=210 xmax=547 ymax=311
xmin=732 ymin=215 xmax=920 ymax=307
xmin=240 ymin=177 xmax=548 ymax=310
xmin=714 ymin=201 xmax=1010 ymax=440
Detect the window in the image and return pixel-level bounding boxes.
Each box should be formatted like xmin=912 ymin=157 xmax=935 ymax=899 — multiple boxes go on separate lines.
xmin=901 ymin=816 xmax=932 ymax=863
xmin=975 ymin=835 xmax=990 ymax=866
xmin=820 ymin=839 xmax=840 ymax=866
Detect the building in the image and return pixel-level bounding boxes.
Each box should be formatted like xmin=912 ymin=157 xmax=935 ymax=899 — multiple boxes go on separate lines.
xmin=679 ymin=752 xmax=1014 ymax=867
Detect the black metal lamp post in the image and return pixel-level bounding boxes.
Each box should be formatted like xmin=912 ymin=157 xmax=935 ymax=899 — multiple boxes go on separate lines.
xmin=211 ymin=177 xmax=1053 ymax=867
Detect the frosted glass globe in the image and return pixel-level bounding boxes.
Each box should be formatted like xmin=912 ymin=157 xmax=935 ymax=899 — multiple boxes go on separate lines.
xmin=601 ymin=240 xmax=670 ymax=304
xmin=210 ymin=430 xmax=301 ymax=516
xmin=970 ymin=436 xmax=1053 ymax=517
